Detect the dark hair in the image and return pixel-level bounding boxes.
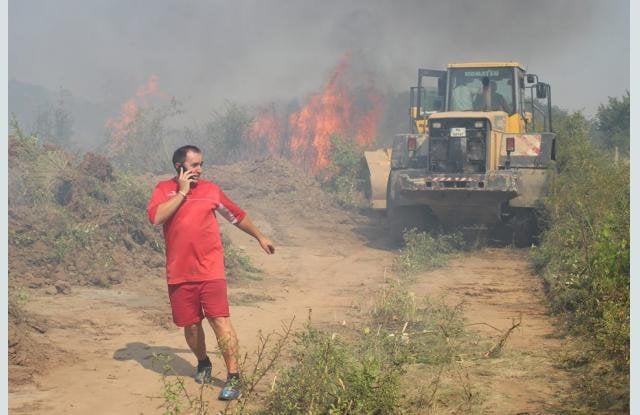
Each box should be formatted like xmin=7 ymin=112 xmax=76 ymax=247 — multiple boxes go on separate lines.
xmin=481 ymin=77 xmax=490 ymax=87
xmin=172 ymin=145 xmax=202 ymax=166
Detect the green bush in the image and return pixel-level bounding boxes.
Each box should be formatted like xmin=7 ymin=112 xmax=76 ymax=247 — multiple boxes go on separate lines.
xmin=533 ymin=111 xmax=629 ymax=410
xmin=261 ymin=282 xmax=474 ymax=414
xmin=321 ymin=135 xmax=368 ymax=208
xmin=370 ymin=283 xmax=467 ymax=366
xmin=370 ymin=280 xmax=417 ymax=329
xmin=535 ymin=112 xmax=629 ymax=361
xmin=201 ymin=101 xmax=254 ymax=165
xmin=263 ymin=324 xmax=404 ymax=414
xmin=393 ymin=229 xmax=464 ymax=278
xmin=9 ymin=120 xmax=74 ymax=208
xmin=592 ymin=92 xmax=630 ymax=155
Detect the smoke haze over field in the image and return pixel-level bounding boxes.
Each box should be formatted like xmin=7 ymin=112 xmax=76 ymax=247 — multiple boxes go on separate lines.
xmin=9 ymin=0 xmax=629 ymax=127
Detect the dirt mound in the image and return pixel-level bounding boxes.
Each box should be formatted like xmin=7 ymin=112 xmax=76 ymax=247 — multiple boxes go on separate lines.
xmin=210 ymin=157 xmax=326 ymax=201
xmin=8 ymin=137 xmax=166 ymax=291
xmin=8 ymin=137 xmax=169 ymax=386
xmin=8 ymin=300 xmax=67 ymax=388
xmin=8 ymin=154 xmax=353 ymax=286
xmin=208 ymin=156 xmax=354 ymax=226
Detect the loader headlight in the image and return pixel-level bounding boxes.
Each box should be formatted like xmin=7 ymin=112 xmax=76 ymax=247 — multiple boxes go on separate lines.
xmin=474 ymin=121 xmax=484 ymax=128
xmin=431 ymin=122 xmax=441 ymax=129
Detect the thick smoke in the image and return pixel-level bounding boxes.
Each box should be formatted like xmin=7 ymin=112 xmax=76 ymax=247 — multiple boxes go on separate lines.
xmin=9 ymin=0 xmax=630 ymax=128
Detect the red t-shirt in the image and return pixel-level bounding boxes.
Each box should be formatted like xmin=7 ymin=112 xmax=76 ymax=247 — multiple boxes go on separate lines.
xmin=147 ymin=178 xmax=246 ymax=284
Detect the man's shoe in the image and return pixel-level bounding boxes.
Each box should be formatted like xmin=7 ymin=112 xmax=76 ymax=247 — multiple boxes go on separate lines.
xmin=218 ymin=377 xmax=241 ymax=401
xmin=194 ymin=359 xmax=212 ymax=384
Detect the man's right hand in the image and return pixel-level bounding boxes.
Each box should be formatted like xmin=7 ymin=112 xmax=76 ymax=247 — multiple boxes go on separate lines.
xmin=178 ymin=167 xmax=195 ymax=194
xmin=152 ymin=168 xmax=193 ymax=225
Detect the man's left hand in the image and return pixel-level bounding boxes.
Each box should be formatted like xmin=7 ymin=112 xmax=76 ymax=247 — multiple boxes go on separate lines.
xmin=259 ymin=238 xmax=275 ymax=255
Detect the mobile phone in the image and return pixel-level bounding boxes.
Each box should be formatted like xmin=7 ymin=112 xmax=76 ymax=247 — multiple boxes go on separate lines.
xmin=176 ymin=162 xmax=185 ymax=173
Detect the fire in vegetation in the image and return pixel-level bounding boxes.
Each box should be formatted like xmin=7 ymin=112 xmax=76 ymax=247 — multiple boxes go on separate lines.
xmin=105 ymin=74 xmax=168 ymax=155
xmin=247 ymin=103 xmax=284 ymax=156
xmin=248 ymin=52 xmax=383 ymax=174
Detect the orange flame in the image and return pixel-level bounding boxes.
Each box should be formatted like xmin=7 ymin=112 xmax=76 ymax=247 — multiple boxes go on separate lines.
xmin=105 ymin=98 xmax=139 ymax=154
xmin=106 ymin=74 xmax=166 ymax=154
xmin=247 ymin=104 xmax=284 ymax=156
xmin=248 ymin=53 xmax=383 ymax=174
xmin=289 ymin=54 xmax=353 ymax=172
xmin=354 ymin=85 xmax=383 ymax=147
xmin=136 ymin=74 xmax=168 ymax=100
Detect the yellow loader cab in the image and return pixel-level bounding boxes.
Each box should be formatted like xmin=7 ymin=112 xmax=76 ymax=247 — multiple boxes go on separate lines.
xmin=366 ymin=61 xmax=555 ymax=246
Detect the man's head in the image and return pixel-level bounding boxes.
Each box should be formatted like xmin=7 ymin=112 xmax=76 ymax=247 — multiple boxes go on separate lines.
xmin=172 ymin=145 xmax=203 ymax=184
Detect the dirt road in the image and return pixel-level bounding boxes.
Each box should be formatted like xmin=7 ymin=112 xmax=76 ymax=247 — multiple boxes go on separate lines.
xmin=9 ymin=209 xmax=569 ymax=414
xmin=8 ymin=159 xmax=569 ymax=413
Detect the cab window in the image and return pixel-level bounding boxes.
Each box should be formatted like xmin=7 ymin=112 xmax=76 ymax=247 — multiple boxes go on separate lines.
xmin=449 ymin=67 xmax=515 ymax=114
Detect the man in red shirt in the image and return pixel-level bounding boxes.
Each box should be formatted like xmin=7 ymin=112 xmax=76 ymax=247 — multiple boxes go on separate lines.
xmin=147 ymin=145 xmax=275 ymax=400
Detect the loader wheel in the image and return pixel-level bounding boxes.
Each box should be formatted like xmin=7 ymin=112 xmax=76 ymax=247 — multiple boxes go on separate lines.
xmin=387 ymin=205 xmax=427 ymax=245
xmin=510 ymin=209 xmax=538 ymax=248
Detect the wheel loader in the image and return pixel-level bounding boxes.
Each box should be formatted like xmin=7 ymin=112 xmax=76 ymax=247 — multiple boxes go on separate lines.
xmin=363 ymin=62 xmax=555 ymax=246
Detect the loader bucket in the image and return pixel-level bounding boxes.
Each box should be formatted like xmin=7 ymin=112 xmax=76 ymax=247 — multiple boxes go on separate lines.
xmin=363 ymin=148 xmax=392 ymax=210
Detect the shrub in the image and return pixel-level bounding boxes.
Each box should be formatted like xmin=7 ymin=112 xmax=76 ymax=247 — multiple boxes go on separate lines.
xmin=263 ymin=324 xmax=404 ymax=414
xmin=535 ymin=112 xmax=629 ymax=361
xmin=393 ymin=229 xmax=464 ymax=278
xmin=370 ymin=280 xmax=417 ymax=329
xmin=533 ymin=111 xmax=629 ymax=410
xmin=79 ymin=152 xmax=114 ymax=182
xmin=262 ymin=290 xmax=475 ymax=414
xmin=202 ymin=101 xmax=253 ymax=165
xmin=592 ymin=92 xmax=630 ymax=155
xmin=321 ymin=135 xmax=368 ymax=208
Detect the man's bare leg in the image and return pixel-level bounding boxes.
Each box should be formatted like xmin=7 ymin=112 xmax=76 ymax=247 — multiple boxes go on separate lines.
xmin=183 ymin=320 xmax=207 ymax=361
xmin=208 ymin=316 xmax=239 ymax=373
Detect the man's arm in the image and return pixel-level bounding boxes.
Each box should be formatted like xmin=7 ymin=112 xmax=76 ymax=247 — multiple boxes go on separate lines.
xmin=153 ymin=193 xmax=186 ymax=225
xmin=152 ymin=168 xmax=194 ymax=225
xmin=235 ymin=216 xmax=275 ymax=254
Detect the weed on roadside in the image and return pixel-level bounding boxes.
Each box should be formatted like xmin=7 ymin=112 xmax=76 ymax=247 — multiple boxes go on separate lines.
xmin=259 ymin=285 xmax=481 ymax=414
xmin=370 ymin=280 xmax=417 ymax=329
xmin=150 ymin=320 xmax=295 ymax=415
xmin=225 ymin=318 xmax=295 ymax=415
xmin=151 ymin=352 xmax=210 ymax=415
xmin=149 ymin=276 xmax=490 ymax=414
xmin=551 ymin=340 xmax=629 ymax=414
xmin=262 ymin=323 xmax=404 ymax=415
xmin=393 ymin=229 xmax=464 ymax=278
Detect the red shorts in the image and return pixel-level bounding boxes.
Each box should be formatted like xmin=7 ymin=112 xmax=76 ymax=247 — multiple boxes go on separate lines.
xmin=167 ymin=279 xmax=230 ymax=327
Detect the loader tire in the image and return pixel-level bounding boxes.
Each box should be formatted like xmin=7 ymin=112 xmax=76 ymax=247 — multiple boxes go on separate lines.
xmin=510 ymin=209 xmax=537 ymax=248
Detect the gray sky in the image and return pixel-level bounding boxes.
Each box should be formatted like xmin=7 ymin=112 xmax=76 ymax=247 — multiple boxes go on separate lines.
xmin=9 ymin=0 xmax=630 ymax=118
